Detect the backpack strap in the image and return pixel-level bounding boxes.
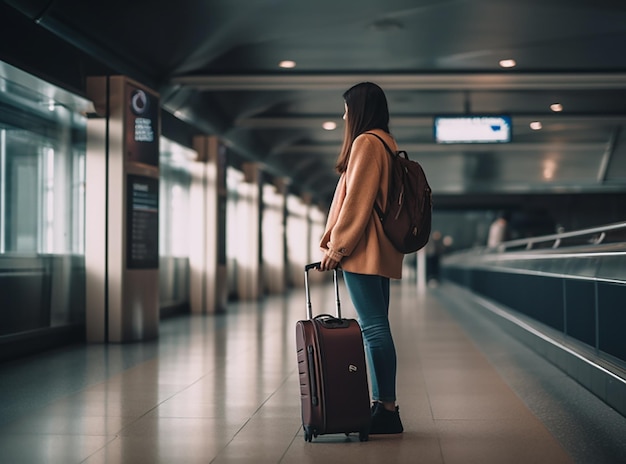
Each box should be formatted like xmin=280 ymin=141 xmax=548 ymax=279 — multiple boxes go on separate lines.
xmin=364 ymin=132 xmax=395 ymax=223
xmin=365 ymin=132 xmax=395 ymax=158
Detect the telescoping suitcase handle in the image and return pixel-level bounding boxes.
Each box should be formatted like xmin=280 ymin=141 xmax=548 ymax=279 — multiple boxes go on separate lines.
xmin=304 ymin=262 xmax=341 ymax=320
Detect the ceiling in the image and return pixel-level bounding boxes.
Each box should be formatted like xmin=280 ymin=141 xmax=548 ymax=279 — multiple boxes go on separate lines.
xmin=3 ymin=0 xmax=626 ymax=207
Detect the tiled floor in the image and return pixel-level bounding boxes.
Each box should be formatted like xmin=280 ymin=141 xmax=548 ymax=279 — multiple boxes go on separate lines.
xmin=1 ymin=278 xmax=625 ymax=463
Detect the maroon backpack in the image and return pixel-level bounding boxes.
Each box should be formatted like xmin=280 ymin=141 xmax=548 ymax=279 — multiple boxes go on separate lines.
xmin=366 ymin=132 xmax=433 ymax=254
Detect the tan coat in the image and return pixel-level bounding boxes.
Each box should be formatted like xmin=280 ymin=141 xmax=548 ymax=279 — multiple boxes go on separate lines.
xmin=320 ymin=129 xmax=404 ymax=279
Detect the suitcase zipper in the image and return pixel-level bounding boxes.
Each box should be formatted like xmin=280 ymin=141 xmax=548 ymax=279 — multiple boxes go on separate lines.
xmin=307 ymin=345 xmax=319 ymax=407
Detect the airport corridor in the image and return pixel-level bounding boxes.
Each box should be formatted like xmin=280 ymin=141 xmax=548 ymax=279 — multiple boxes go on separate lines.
xmin=1 ymin=278 xmax=625 ymax=464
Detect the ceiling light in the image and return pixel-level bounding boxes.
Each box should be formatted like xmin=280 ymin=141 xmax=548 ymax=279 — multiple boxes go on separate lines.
xmin=279 ymin=60 xmax=296 ymax=69
xmin=530 ymin=121 xmax=542 ymax=130
xmin=322 ymin=121 xmax=337 ymax=131
xmin=499 ymin=59 xmax=516 ymax=68
xmin=550 ymin=103 xmax=563 ymax=112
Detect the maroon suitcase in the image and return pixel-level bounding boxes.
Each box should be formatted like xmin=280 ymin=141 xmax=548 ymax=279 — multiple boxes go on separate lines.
xmin=295 ymin=262 xmax=371 ymax=442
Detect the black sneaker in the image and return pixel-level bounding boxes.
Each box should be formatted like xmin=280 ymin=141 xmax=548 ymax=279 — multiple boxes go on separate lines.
xmin=370 ymin=402 xmax=404 ymax=434
xmin=371 ymin=401 xmax=381 ymax=415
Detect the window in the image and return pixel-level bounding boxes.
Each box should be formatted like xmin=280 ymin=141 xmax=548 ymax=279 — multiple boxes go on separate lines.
xmin=0 ymin=63 xmax=88 ymax=255
xmin=159 ymin=137 xmax=194 ymax=258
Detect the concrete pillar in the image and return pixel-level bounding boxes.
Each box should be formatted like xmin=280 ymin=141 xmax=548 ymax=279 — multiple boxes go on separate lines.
xmin=417 ymin=248 xmax=427 ymax=292
xmin=85 ymin=75 xmax=160 ymax=342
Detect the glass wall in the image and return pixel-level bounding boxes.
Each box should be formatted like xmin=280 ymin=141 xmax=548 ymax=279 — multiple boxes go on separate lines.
xmin=226 ymin=166 xmax=244 ymax=299
xmin=286 ymin=194 xmax=310 ymax=288
xmin=159 ymin=137 xmax=195 ymax=311
xmin=0 ymin=59 xmax=199 ymax=340
xmin=0 ymin=62 xmax=90 ymax=336
xmin=309 ymin=206 xmax=326 ymax=266
xmin=0 ymin=58 xmax=328 ymax=346
xmin=262 ymin=183 xmax=285 ymax=294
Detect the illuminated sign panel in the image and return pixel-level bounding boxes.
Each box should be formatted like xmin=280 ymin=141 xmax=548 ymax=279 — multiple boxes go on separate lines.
xmin=434 ymin=115 xmax=512 ymax=144
xmin=125 ymin=84 xmax=159 ymax=167
xmin=126 ymin=175 xmax=159 ymax=269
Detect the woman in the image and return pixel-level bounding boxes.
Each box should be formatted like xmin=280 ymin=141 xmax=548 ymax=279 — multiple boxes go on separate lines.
xmin=319 ymin=82 xmax=404 ymax=434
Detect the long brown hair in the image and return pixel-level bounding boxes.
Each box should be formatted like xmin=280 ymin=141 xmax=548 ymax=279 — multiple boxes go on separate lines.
xmin=335 ymin=82 xmax=390 ymax=173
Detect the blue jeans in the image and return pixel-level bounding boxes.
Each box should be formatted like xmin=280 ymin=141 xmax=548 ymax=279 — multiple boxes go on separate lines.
xmin=342 ymin=271 xmax=397 ymax=403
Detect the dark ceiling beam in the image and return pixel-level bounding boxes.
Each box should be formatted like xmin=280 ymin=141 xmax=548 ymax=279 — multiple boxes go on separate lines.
xmin=236 ymin=115 xmax=626 ymax=129
xmin=172 ymin=73 xmax=626 ymax=91
xmin=278 ymin=142 xmax=606 ymax=155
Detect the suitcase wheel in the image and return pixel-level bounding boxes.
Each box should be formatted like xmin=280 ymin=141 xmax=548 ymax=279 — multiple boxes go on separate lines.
xmin=344 ymin=431 xmax=369 ymax=441
xmin=304 ymin=426 xmax=315 ymax=442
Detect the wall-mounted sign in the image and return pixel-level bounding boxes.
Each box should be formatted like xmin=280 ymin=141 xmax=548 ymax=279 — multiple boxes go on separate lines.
xmin=126 ymin=174 xmax=159 ymax=269
xmin=125 ymin=84 xmax=159 ymax=167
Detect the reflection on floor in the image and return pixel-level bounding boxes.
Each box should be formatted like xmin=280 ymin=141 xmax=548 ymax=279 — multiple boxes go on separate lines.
xmin=1 ymin=279 xmax=626 ymax=463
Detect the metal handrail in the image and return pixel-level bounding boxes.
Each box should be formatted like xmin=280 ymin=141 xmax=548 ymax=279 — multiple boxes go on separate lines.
xmin=490 ymin=220 xmax=626 ymax=252
xmin=442 ymin=221 xmax=626 ymax=267
xmin=442 ymin=221 xmax=626 ymax=286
